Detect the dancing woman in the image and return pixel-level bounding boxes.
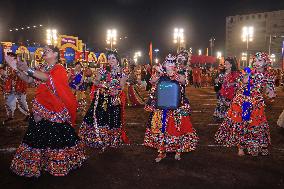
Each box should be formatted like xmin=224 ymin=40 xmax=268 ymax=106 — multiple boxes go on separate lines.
xmin=8 ymin=46 xmax=86 ymax=177
xmin=79 ymin=50 xmax=129 ymax=149
xmin=124 ymin=65 xmax=144 ymax=106
xmin=215 ymin=52 xmax=276 ymax=156
xmin=1 ymin=54 xmax=29 ymax=124
xmin=144 ymin=54 xmax=198 ymax=162
xmin=69 ymin=62 xmax=87 ymax=114
xmin=213 ymin=57 xmax=240 ymax=121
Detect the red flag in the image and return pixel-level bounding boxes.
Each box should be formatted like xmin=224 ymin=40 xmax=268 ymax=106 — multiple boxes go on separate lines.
xmin=149 ymin=42 xmax=153 ymax=66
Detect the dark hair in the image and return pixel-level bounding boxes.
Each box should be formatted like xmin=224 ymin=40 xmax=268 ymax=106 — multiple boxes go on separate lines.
xmin=7 ymin=52 xmax=17 ymax=58
xmin=47 ymin=45 xmax=60 ymax=55
xmin=75 ymin=61 xmax=82 ymax=67
xmin=106 ymin=50 xmax=121 ymax=66
xmin=45 ymin=45 xmax=60 ymax=62
xmin=224 ymin=57 xmax=238 ymax=71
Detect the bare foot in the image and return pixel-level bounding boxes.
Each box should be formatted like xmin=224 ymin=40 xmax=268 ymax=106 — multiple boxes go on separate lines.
xmin=99 ymin=146 xmax=106 ymax=154
xmin=155 ymin=153 xmax=166 ymax=163
xmin=261 ymin=148 xmax=269 ymax=156
xmin=238 ymin=148 xmax=245 ymax=156
xmin=175 ymin=152 xmax=181 ymax=161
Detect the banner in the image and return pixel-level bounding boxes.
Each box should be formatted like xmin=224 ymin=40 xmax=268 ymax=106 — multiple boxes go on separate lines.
xmin=64 ymin=47 xmax=76 ymax=64
xmin=149 ymin=42 xmax=152 ymax=66
xmin=61 ymin=37 xmax=77 ymax=47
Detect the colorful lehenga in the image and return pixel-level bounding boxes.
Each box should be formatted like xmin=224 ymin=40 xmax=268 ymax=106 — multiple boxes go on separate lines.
xmin=124 ymin=72 xmax=144 ymax=106
xmin=10 ymin=64 xmax=86 ymax=177
xmin=213 ymin=71 xmax=240 ymax=120
xmin=79 ymin=66 xmax=129 ymax=148
xmin=144 ymin=76 xmax=199 ymax=153
xmin=215 ymin=70 xmax=275 ymax=156
xmin=69 ymin=70 xmax=87 ymax=113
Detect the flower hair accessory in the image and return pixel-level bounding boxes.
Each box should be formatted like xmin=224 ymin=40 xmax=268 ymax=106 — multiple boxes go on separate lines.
xmin=253 ymin=52 xmax=271 ymax=67
xmin=163 ymin=54 xmax=176 ymax=67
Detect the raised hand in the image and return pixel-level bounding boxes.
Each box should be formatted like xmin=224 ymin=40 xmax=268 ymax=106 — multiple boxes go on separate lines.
xmin=243 ymin=74 xmax=250 ymax=84
xmin=155 ymin=64 xmax=164 ymax=74
xmin=4 ymin=55 xmax=17 ymax=70
xmin=17 ymin=59 xmax=29 ymax=72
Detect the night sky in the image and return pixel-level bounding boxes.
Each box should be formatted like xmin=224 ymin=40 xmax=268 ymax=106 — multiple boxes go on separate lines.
xmin=0 ymin=0 xmax=283 ymax=59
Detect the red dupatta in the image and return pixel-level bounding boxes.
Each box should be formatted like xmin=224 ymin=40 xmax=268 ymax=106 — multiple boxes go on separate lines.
xmin=34 ymin=64 xmax=78 ymax=126
xmin=120 ymin=91 xmax=130 ymax=144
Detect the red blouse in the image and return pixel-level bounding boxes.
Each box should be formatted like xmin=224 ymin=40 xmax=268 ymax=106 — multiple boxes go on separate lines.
xmin=33 ymin=64 xmax=78 ymax=126
xmin=220 ymin=71 xmax=240 ymax=100
xmin=4 ymin=69 xmax=28 ymax=94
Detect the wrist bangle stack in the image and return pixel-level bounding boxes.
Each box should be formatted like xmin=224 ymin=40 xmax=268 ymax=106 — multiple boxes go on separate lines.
xmin=27 ymin=68 xmax=35 ymax=77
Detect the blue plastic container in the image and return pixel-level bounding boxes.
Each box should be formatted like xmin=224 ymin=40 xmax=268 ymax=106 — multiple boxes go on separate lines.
xmin=156 ymin=77 xmax=181 ymax=110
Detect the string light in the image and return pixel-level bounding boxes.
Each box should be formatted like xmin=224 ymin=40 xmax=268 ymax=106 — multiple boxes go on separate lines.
xmin=9 ymin=24 xmax=44 ymax=32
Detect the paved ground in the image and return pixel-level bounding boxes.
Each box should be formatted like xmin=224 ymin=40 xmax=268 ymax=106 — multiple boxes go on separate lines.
xmin=0 ymin=86 xmax=284 ymax=189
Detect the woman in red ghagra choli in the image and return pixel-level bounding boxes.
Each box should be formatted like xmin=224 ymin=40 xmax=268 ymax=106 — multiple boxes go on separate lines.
xmin=215 ymin=52 xmax=276 ymax=156
xmin=9 ymin=46 xmax=86 ymax=177
xmin=124 ymin=65 xmax=145 ymax=107
xmin=144 ymin=54 xmax=199 ymax=162
xmin=213 ymin=57 xmax=240 ymax=121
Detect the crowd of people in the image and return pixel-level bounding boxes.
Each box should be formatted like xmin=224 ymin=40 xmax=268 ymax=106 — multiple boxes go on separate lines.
xmin=0 ymin=46 xmax=284 ymax=178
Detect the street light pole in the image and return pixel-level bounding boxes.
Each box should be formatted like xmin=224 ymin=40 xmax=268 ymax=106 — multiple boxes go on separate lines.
xmin=268 ymin=34 xmax=272 ymax=56
xmin=242 ymin=26 xmax=253 ymax=67
xmin=173 ymin=28 xmax=184 ymax=53
xmin=246 ymin=34 xmax=249 ymax=67
xmin=134 ymin=51 xmax=141 ymax=64
xmin=177 ymin=39 xmax=180 ymax=53
xmin=209 ymin=37 xmax=215 ymax=56
xmin=154 ymin=49 xmax=159 ymax=64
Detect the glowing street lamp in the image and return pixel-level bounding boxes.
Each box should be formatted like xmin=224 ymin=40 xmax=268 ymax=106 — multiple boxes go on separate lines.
xmin=216 ymin=51 xmax=222 ymax=59
xmin=242 ymin=26 xmax=254 ymax=66
xmin=198 ymin=49 xmax=202 ymax=55
xmin=46 ymin=29 xmax=58 ymax=46
xmin=173 ymin=28 xmax=184 ymax=53
xmin=155 ymin=58 xmax=159 ymax=64
xmin=241 ymin=52 xmax=247 ymax=61
xmin=270 ymin=54 xmax=276 ymax=66
xmin=106 ymin=29 xmax=117 ymax=50
xmin=154 ymin=48 xmax=159 ymax=63
xmin=241 ymin=52 xmax=247 ymax=67
xmin=134 ymin=51 xmax=142 ymax=64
